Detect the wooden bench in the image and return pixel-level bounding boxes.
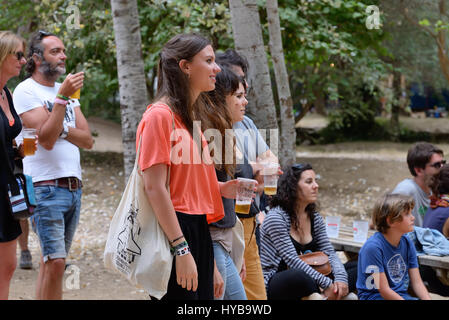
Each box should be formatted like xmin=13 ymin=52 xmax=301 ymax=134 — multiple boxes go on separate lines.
xmin=330 ymin=226 xmax=449 ymax=287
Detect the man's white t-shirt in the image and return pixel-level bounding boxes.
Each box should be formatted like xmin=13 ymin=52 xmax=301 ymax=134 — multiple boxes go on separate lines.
xmin=13 ymin=77 xmax=82 ymax=182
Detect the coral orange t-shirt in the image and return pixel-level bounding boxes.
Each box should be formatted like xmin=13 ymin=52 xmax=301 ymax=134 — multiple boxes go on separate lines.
xmin=136 ymin=103 xmax=224 ymax=224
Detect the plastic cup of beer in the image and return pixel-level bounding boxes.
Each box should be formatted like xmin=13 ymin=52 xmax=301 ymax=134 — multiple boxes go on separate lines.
xmin=353 ymin=220 xmax=369 ymax=243
xmin=235 ymin=178 xmax=257 ymax=214
xmin=325 ymin=216 xmax=341 ymax=238
xmin=70 ymin=88 xmax=81 ymax=99
xmin=22 ymin=128 xmax=37 ymax=156
xmin=262 ymin=163 xmax=279 ymax=195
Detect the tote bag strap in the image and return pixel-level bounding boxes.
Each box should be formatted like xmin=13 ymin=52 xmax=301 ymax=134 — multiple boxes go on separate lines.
xmin=136 ymin=104 xmax=176 ymax=190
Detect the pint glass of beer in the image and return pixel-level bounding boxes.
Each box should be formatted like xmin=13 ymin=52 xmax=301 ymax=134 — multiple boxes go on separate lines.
xmin=22 ymin=128 xmax=37 ymax=156
xmin=235 ymin=178 xmax=257 ymax=214
xmin=263 ymin=163 xmax=279 ymax=196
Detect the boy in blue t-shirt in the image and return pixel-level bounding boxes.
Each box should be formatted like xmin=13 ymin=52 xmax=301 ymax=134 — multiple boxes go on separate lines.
xmin=357 ymin=193 xmax=431 ymax=300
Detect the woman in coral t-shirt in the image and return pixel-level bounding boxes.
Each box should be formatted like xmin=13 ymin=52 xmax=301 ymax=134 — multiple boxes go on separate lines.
xmin=136 ymin=34 xmax=239 ymax=300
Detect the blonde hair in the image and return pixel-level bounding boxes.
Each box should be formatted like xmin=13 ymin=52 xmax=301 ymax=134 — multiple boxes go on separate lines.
xmin=372 ymin=193 xmax=415 ymax=234
xmin=0 ymin=31 xmax=26 ymax=69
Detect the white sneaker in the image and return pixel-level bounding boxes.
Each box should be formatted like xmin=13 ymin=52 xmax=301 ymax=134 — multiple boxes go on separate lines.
xmin=342 ymin=292 xmax=358 ymax=300
xmin=301 ymin=292 xmax=326 ymax=300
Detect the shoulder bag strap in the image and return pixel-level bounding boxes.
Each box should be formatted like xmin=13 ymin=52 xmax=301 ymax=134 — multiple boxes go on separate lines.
xmin=136 ymin=105 xmax=176 ymax=190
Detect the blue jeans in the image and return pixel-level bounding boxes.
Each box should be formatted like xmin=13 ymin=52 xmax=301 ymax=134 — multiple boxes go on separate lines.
xmin=30 ymin=186 xmax=82 ymax=263
xmin=213 ymin=241 xmax=247 ymax=300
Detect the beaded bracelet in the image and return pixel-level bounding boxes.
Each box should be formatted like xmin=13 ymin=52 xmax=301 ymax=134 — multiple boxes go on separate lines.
xmin=56 ymin=93 xmax=70 ymax=101
xmin=170 ymin=240 xmax=190 ymax=256
xmin=175 ymin=245 xmax=191 ymax=257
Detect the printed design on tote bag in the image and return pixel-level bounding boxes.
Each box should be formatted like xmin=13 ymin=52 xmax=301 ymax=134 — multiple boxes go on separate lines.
xmin=115 ymin=204 xmax=142 ymax=274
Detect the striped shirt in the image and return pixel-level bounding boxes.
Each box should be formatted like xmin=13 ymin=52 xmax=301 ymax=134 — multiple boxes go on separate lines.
xmin=260 ymin=206 xmax=348 ymax=289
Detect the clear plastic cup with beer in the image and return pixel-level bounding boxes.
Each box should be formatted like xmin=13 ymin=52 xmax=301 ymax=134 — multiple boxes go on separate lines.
xmin=22 ymin=128 xmax=37 ymax=156
xmin=70 ymin=88 xmax=81 ymax=99
xmin=262 ymin=163 xmax=279 ymax=196
xmin=235 ymin=178 xmax=257 ymax=214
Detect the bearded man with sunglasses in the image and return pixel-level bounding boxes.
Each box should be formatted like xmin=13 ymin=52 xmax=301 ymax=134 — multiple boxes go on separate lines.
xmin=393 ymin=142 xmax=445 ymax=227
xmin=393 ymin=143 xmax=449 ymax=297
xmin=13 ymin=31 xmax=93 ymax=300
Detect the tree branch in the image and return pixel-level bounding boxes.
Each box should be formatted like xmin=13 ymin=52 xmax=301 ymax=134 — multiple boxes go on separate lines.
xmin=400 ymin=0 xmax=437 ymax=39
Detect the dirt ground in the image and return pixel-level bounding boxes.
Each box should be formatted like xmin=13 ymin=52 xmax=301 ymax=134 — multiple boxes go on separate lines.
xmin=8 ymin=118 xmax=449 ymax=300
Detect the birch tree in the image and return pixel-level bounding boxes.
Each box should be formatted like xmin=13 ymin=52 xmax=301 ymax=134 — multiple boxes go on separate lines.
xmin=110 ymin=0 xmax=148 ymax=178
xmin=266 ymin=0 xmax=296 ymax=166
xmin=228 ymin=0 xmax=278 ymax=135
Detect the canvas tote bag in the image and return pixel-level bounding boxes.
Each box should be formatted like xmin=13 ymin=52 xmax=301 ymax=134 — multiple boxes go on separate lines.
xmin=104 ymin=108 xmax=174 ymax=300
xmin=230 ymin=216 xmax=245 ymax=272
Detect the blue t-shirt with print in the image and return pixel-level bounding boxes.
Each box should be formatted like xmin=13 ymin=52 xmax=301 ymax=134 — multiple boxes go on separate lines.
xmin=356 ymin=232 xmax=419 ymax=300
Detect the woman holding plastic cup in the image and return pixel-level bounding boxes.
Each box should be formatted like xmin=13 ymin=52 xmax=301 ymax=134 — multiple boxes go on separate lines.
xmin=260 ymin=163 xmax=358 ymax=300
xmin=0 ymin=31 xmax=37 ymax=299
xmin=203 ymin=65 xmax=256 ymax=299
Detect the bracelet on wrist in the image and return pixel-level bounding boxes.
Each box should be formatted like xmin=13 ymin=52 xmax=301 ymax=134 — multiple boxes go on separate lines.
xmin=54 ymin=98 xmax=68 ymax=106
xmin=169 ymin=235 xmax=184 ymax=244
xmin=170 ymin=240 xmax=190 ymax=256
xmin=56 ymin=93 xmax=70 ymax=101
xmin=175 ymin=245 xmax=191 ymax=257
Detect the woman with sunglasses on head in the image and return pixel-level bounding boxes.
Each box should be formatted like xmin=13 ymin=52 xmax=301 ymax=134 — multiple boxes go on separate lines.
xmin=202 ymin=65 xmax=249 ymax=300
xmin=136 ymin=34 xmax=241 ymax=300
xmin=0 ymin=31 xmax=30 ymax=299
xmin=259 ymin=163 xmax=357 ymax=300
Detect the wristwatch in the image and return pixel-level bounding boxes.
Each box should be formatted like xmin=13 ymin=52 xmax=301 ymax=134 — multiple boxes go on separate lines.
xmin=60 ymin=122 xmax=69 ymax=139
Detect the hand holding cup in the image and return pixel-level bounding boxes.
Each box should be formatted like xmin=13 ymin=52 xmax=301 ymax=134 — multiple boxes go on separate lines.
xmin=58 ymin=72 xmax=84 ymax=98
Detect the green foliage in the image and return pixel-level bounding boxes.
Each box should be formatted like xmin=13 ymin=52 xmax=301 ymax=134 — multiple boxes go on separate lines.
xmin=1 ymin=0 xmax=232 ymax=122
xmin=319 ymin=84 xmax=388 ymax=143
xmin=138 ymin=0 xmax=233 ymax=97
xmin=259 ymin=0 xmax=389 ymax=116
xmin=1 ymin=0 xmax=392 ymax=133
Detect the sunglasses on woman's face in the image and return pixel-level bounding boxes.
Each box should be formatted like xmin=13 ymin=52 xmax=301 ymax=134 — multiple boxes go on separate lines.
xmin=13 ymin=51 xmax=25 ymax=61
xmin=429 ymin=160 xmax=446 ymax=169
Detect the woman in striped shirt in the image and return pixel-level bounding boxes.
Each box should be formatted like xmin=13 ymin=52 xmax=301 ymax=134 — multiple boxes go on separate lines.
xmin=260 ymin=163 xmax=357 ymax=300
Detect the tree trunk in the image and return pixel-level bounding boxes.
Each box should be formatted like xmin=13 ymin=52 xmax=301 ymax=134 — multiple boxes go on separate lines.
xmin=110 ymin=0 xmax=149 ymax=179
xmin=228 ymin=0 xmax=278 ymax=136
xmin=401 ymin=0 xmax=449 ymax=85
xmin=312 ymin=86 xmax=327 ymax=116
xmin=266 ymin=0 xmax=296 ymax=166
xmin=390 ymin=69 xmax=402 ymax=139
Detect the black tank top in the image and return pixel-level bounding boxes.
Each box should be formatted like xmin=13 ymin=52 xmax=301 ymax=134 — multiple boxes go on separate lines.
xmin=277 ymin=216 xmax=319 ymax=272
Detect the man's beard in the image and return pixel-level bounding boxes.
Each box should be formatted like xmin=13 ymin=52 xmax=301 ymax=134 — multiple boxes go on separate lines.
xmin=38 ymin=59 xmax=66 ymax=80
xmin=425 ymin=173 xmax=437 ymax=189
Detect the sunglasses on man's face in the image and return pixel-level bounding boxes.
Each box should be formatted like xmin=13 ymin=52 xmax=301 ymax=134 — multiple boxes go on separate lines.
xmin=429 ymin=160 xmax=446 ymax=169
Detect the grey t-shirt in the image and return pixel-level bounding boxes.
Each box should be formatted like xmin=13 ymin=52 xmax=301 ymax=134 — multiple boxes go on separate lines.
xmin=233 ymin=116 xmax=269 ymax=209
xmin=392 ymin=178 xmax=430 ymax=227
xmin=233 ymin=116 xmax=269 ymax=164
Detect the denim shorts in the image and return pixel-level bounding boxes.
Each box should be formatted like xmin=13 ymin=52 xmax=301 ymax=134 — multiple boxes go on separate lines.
xmin=30 ymin=185 xmax=82 ymax=263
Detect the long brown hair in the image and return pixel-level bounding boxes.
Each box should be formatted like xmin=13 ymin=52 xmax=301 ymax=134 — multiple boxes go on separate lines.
xmin=155 ymin=33 xmax=212 ymax=135
xmin=203 ymin=65 xmax=245 ymax=177
xmin=269 ymin=163 xmax=318 ymax=229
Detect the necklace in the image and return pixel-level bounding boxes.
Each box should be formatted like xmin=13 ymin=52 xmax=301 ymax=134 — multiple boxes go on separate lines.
xmin=0 ymin=89 xmax=5 ymax=101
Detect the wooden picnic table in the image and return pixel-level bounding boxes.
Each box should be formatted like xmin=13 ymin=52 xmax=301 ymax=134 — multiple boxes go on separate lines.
xmin=330 ymin=225 xmax=449 ymax=286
